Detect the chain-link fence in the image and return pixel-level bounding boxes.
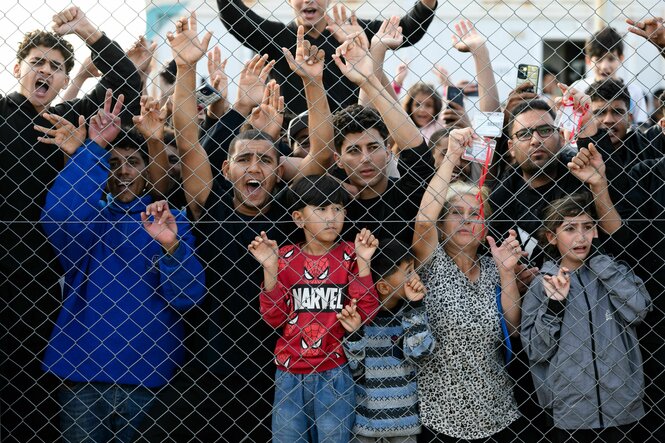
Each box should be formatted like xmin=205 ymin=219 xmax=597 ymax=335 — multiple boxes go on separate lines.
xmin=1 ymin=0 xmax=664 ymax=442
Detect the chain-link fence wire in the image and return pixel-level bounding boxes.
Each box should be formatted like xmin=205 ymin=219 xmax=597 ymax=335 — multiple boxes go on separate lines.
xmin=1 ymin=0 xmax=664 ymax=441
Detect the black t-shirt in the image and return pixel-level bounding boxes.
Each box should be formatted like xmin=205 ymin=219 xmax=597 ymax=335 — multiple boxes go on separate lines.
xmin=621 ymin=158 xmax=665 ymax=346
xmin=192 ymin=179 xmax=299 ymax=376
xmin=343 ymin=142 xmax=435 ymax=245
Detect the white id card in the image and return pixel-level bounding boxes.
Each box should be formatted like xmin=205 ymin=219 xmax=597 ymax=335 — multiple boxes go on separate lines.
xmin=472 ymin=112 xmax=504 ymax=138
xmin=463 ymin=138 xmax=495 ymax=164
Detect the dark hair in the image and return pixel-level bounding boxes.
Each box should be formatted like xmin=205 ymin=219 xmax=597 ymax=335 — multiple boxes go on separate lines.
xmin=163 ymin=127 xmax=176 ymax=148
xmin=370 ymin=240 xmax=413 ymax=283
xmin=287 ymin=174 xmax=350 ymax=212
xmin=113 ymin=127 xmax=149 ymax=164
xmin=403 ymin=82 xmax=443 ymax=127
xmin=586 ymin=78 xmax=630 ymax=108
xmin=506 ymin=99 xmax=556 ymax=137
xmin=17 ymin=30 xmax=75 ymax=74
xmin=159 ymin=59 xmax=177 ymax=85
xmin=539 ymin=193 xmax=597 ymax=258
xmin=333 ymin=105 xmax=389 ymax=152
xmin=585 ymin=27 xmax=624 ymax=59
xmin=228 ymin=129 xmax=279 ymax=160
xmin=429 ymin=127 xmax=454 ymax=150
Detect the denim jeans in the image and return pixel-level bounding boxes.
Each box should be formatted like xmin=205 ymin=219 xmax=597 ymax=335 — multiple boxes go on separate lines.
xmin=58 ymin=381 xmax=155 ymax=443
xmin=273 ymin=365 xmax=355 ymax=443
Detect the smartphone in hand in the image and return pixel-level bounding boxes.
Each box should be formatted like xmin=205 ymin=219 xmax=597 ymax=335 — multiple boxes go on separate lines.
xmin=516 ymin=64 xmax=540 ymax=93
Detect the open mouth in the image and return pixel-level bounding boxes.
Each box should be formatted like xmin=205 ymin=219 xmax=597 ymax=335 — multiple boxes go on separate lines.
xmin=245 ymin=179 xmax=263 ymax=195
xmin=34 ymin=79 xmax=50 ymax=96
xmin=302 ymin=7 xmax=318 ymax=19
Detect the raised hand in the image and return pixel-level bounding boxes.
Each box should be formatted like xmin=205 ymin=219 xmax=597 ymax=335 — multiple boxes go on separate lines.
xmin=442 ymin=101 xmax=471 ymax=129
xmin=404 ymin=274 xmax=426 ymax=302
xmin=332 ymin=31 xmax=374 ymax=86
xmin=141 ymin=200 xmax=179 ymax=254
xmin=127 ymin=35 xmax=157 ymax=77
xmin=568 ymin=143 xmax=607 ymax=187
xmin=77 ymin=56 xmax=101 ymax=80
xmin=282 ymin=25 xmax=325 ymax=82
xmin=394 ymin=62 xmax=409 ymax=88
xmin=433 ymin=64 xmax=452 ymax=87
xmin=337 ymin=299 xmax=362 ymax=333
xmin=505 ymin=82 xmax=538 ymax=116
xmin=34 ymin=114 xmax=86 ymax=156
xmin=451 ymin=19 xmax=486 ymax=53
xmin=235 ymin=54 xmax=275 ymax=116
xmin=354 ymin=228 xmax=379 ymax=263
xmin=166 ymin=11 xmax=212 ymax=67
xmin=543 ymin=267 xmax=570 ymax=301
xmin=248 ymin=231 xmax=280 ymax=270
xmin=206 ymin=45 xmax=229 ymax=117
xmin=325 ymin=5 xmax=363 ymax=44
xmin=487 ymin=229 xmax=522 ymax=273
xmin=445 ymin=127 xmax=473 ymax=164
xmin=52 ymin=6 xmax=101 ymax=43
xmin=371 ymin=16 xmax=403 ymax=51
xmin=248 ymin=80 xmax=285 ymax=141
xmin=132 ymin=95 xmax=166 ymax=141
xmin=626 ymin=17 xmax=665 ymax=50
xmin=89 ymin=88 xmax=124 ymax=148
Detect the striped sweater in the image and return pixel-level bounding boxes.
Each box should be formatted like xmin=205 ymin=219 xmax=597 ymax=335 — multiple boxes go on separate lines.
xmin=344 ymin=300 xmax=436 ymax=437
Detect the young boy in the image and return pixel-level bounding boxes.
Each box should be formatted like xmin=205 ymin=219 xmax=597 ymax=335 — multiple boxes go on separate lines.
xmin=571 ymin=26 xmax=648 ymax=125
xmin=341 ymin=240 xmax=435 ymax=442
xmin=248 ymin=174 xmax=380 ymax=442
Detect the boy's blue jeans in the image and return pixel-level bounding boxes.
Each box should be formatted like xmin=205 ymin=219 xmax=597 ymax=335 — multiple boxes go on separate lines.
xmin=273 ymin=365 xmax=355 ymax=443
xmin=58 ymin=381 xmax=154 ymax=443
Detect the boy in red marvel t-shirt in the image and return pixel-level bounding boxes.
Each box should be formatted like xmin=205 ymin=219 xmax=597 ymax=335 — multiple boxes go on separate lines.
xmin=249 ymin=174 xmax=379 ymax=442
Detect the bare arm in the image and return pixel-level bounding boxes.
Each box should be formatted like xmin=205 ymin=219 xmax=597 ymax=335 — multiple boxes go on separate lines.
xmin=412 ymin=128 xmax=471 ymax=266
xmin=168 ymin=12 xmax=213 ymax=220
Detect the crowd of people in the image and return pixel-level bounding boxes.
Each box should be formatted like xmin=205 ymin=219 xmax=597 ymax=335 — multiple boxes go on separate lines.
xmin=1 ymin=1 xmax=665 ymax=442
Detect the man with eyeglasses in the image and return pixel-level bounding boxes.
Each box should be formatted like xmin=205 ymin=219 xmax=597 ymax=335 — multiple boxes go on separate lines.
xmin=488 ymin=96 xmax=615 ymax=269
xmin=0 ymin=6 xmax=141 ymax=442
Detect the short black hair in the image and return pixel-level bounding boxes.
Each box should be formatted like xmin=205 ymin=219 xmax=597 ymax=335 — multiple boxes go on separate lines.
xmin=159 ymin=59 xmax=177 ymax=85
xmin=333 ymin=105 xmax=389 ymax=152
xmin=370 ymin=240 xmax=413 ymax=283
xmin=163 ymin=127 xmax=176 ymax=148
xmin=586 ymin=78 xmax=630 ymax=108
xmin=287 ymin=174 xmax=350 ymax=212
xmin=113 ymin=127 xmax=149 ymax=164
xmin=506 ymin=99 xmax=556 ymax=137
xmin=585 ymin=27 xmax=624 ymax=59
xmin=17 ymin=30 xmax=75 ymax=74
xmin=228 ymin=129 xmax=279 ymax=160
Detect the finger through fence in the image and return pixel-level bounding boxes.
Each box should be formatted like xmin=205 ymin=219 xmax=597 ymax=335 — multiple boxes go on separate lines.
xmin=0 ymin=0 xmax=664 ymax=442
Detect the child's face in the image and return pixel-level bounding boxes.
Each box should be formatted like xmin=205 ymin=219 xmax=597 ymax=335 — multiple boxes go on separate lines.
xmin=547 ymin=214 xmax=597 ymax=268
xmin=379 ymin=259 xmax=416 ymax=306
xmin=588 ymin=51 xmax=623 ymax=81
xmin=441 ymin=194 xmax=485 ymax=249
xmin=410 ymin=92 xmax=437 ymax=128
xmin=295 ymin=203 xmax=345 ymax=244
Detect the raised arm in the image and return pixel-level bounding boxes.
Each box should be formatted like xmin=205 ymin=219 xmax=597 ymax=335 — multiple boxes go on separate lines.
xmin=333 ymin=31 xmax=422 ymax=151
xmin=168 ymin=12 xmax=213 ymax=220
xmin=627 ymin=16 xmax=665 ymax=57
xmin=51 ymin=5 xmax=141 ymax=124
xmin=412 ymin=128 xmax=470 ymax=266
xmin=133 ymin=96 xmax=171 ymax=197
xmin=282 ymin=26 xmax=334 ymax=179
xmin=451 ymin=20 xmax=500 ymax=113
xmin=217 ymin=0 xmax=284 ymax=54
xmin=365 ymin=0 xmax=437 ymax=47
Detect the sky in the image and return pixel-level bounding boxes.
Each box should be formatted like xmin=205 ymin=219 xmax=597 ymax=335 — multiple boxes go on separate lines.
xmin=0 ymin=0 xmax=147 ymax=94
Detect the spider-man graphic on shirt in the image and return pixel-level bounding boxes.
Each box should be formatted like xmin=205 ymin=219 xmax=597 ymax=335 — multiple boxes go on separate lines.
xmin=260 ymin=242 xmax=378 ymax=374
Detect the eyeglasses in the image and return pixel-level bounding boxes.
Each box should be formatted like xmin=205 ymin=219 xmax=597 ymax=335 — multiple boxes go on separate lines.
xmin=512 ymin=124 xmax=557 ymax=141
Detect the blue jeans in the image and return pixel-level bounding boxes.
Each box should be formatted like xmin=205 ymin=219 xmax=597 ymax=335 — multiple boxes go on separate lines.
xmin=273 ymin=365 xmax=355 ymax=443
xmin=58 ymin=381 xmax=155 ymax=443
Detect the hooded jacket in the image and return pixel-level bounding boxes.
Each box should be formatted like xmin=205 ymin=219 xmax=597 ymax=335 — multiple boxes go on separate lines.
xmin=521 ymin=255 xmax=651 ymax=429
xmin=40 ymin=141 xmax=205 ymax=387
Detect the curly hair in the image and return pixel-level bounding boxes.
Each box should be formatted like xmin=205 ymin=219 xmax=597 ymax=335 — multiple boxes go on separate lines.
xmin=16 ymin=30 xmax=75 ymax=74
xmin=332 ymin=104 xmax=389 ymax=152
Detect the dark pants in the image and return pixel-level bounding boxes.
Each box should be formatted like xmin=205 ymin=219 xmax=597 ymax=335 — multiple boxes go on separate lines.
xmin=135 ymin=371 xmax=274 ymax=443
xmin=1 ymin=275 xmax=62 ymax=443
xmin=633 ymin=342 xmax=665 ymax=442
